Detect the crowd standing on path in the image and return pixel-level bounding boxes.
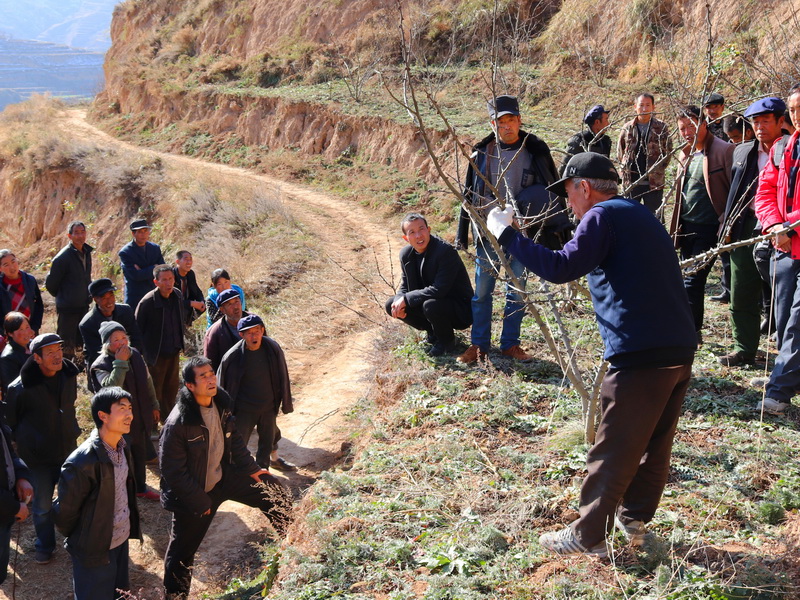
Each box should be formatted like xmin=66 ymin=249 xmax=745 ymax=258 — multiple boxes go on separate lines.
xmin=0 ymin=217 xmax=296 ymax=598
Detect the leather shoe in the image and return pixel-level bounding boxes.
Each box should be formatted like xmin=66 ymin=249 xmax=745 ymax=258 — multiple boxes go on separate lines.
xmin=270 ymin=457 xmax=298 ymax=472
xmin=427 ymin=338 xmax=455 ymax=357
xmin=710 ymin=292 xmax=730 ymax=303
xmin=717 ymin=351 xmax=756 ymax=367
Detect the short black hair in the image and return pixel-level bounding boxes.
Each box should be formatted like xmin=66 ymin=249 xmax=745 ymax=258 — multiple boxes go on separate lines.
xmin=723 ymin=113 xmax=755 ymax=135
xmin=183 ymin=356 xmax=213 ymax=385
xmin=677 ymin=104 xmax=702 ymax=121
xmin=91 ymin=386 xmax=132 ymax=429
xmin=789 ymin=83 xmax=800 ymax=98
xmin=153 ymin=264 xmax=173 ymax=279
xmin=176 ymin=250 xmax=191 ymax=260
xmin=67 ymin=220 xmax=86 ymax=235
xmin=3 ymin=311 xmax=28 ymax=336
xmin=211 ymin=268 xmax=230 ymax=286
xmin=785 ymin=110 xmax=794 ymax=128
xmin=400 ymin=213 xmax=428 ymax=234
xmin=637 ymin=92 xmax=655 ymax=104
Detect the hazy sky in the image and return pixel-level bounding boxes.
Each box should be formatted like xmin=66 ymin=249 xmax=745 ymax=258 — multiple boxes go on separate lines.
xmin=0 ymin=0 xmax=119 ymax=51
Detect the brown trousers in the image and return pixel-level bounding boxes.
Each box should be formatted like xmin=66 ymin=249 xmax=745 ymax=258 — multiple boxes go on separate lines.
xmin=572 ymin=362 xmax=692 ymax=548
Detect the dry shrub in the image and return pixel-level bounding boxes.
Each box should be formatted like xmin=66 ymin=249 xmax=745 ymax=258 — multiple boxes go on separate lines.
xmin=172 ymin=26 xmax=197 ymax=56
xmin=202 ymin=56 xmax=242 ymax=83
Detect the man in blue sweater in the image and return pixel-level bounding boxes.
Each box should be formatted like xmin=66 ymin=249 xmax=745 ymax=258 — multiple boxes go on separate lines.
xmin=487 ymin=152 xmax=696 ymax=557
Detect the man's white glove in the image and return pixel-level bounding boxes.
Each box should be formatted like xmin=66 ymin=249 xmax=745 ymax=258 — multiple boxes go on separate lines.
xmin=487 ymin=206 xmax=515 ymax=239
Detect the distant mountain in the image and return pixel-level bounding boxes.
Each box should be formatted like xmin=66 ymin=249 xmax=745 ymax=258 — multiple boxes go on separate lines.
xmin=0 ymin=37 xmax=104 ymax=110
xmin=0 ymin=0 xmax=118 ymax=51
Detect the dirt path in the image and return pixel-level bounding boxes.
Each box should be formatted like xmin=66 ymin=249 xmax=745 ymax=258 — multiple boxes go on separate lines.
xmin=0 ymin=110 xmax=402 ymax=599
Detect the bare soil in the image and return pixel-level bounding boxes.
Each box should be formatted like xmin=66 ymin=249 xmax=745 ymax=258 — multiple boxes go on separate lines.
xmin=0 ymin=109 xmax=402 ymax=599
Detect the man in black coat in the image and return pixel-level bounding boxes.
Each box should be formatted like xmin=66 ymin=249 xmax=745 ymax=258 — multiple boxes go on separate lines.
xmin=386 ymin=213 xmax=473 ymax=356
xmin=172 ymin=250 xmax=206 ymax=328
xmin=52 ymin=387 xmax=141 ymax=599
xmin=560 ymin=104 xmax=613 ymax=176
xmin=135 ymin=265 xmax=184 ymax=423
xmin=45 ymin=221 xmax=93 ymax=359
xmin=79 ymin=278 xmax=143 ymax=391
xmin=0 ymin=418 xmax=32 ymax=584
xmin=4 ymin=333 xmax=80 ymax=565
xmin=217 ymin=314 xmax=296 ymax=471
xmin=160 ymin=356 xmax=291 ymax=599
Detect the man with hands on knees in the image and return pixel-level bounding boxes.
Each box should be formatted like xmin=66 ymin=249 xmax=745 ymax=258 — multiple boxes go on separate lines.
xmin=487 ymin=152 xmax=696 ymax=557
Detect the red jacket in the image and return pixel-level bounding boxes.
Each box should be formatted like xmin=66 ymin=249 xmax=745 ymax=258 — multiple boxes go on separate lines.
xmin=754 ymin=130 xmax=800 ymax=259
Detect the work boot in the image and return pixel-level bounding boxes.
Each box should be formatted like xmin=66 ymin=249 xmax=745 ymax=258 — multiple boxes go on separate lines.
xmin=457 ymin=345 xmax=487 ymax=364
xmin=501 ymin=345 xmax=533 ymax=362
xmin=717 ymin=351 xmax=756 ymax=367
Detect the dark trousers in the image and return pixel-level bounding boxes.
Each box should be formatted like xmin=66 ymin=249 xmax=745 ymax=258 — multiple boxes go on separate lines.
xmin=679 ymin=221 xmax=719 ymax=332
xmin=57 ymin=308 xmax=88 ymax=357
xmin=235 ymin=408 xmax=280 ymax=467
xmin=72 ymin=540 xmax=129 ymax=600
xmin=125 ymin=428 xmax=148 ymax=493
xmin=29 ymin=464 xmax=60 ymax=554
xmin=0 ymin=521 xmax=10 ymax=585
xmin=719 ymin=252 xmax=731 ymax=296
xmin=149 ymin=353 xmax=180 ymax=424
xmin=729 ymin=216 xmax=762 ymax=356
xmin=753 ymin=239 xmax=775 ymax=323
xmin=573 ymin=362 xmax=692 ymax=547
xmin=629 ymin=185 xmax=664 ymax=216
xmin=163 ymin=469 xmax=292 ymax=598
xmin=384 ymin=296 xmax=472 ymax=344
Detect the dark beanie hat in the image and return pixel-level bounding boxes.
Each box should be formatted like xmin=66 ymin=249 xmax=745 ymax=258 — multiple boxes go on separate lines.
xmin=99 ymin=320 xmax=126 ymax=345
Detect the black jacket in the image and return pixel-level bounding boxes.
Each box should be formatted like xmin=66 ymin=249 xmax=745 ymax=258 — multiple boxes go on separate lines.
xmin=721 ymin=140 xmax=763 ymax=242
xmin=217 ymin=338 xmax=294 ymax=416
xmin=79 ymin=303 xmax=143 ymax=387
xmin=0 ymin=339 xmax=28 ymax=398
xmin=457 ymin=130 xmax=566 ymax=249
xmin=134 ymin=288 xmax=185 ymax=367
xmin=159 ymin=386 xmax=259 ymax=515
xmin=172 ymin=267 xmax=206 ymax=326
xmin=397 ymin=236 xmax=473 ymax=312
xmin=118 ymin=240 xmax=164 ymax=310
xmin=45 ymin=243 xmax=93 ymax=312
xmin=0 ymin=420 xmax=30 ymax=527
xmin=560 ymin=130 xmax=613 ymax=176
xmin=4 ymin=357 xmax=81 ymax=468
xmin=53 ymin=430 xmax=141 ymax=567
xmin=0 ymin=271 xmax=44 ymax=333
xmin=203 ymin=311 xmax=250 ymax=373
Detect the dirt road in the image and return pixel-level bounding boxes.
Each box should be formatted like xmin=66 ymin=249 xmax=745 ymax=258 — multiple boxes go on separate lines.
xmin=1 ymin=109 xmax=402 ymax=599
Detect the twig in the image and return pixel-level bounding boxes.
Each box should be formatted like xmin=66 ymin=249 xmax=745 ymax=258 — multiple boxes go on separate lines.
xmin=296 ymin=408 xmax=340 ymax=445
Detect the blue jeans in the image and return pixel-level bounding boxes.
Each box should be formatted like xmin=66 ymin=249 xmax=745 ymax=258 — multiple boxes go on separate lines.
xmin=0 ymin=521 xmax=11 ymax=584
xmin=766 ymin=252 xmax=800 ymax=402
xmin=29 ymin=464 xmax=60 ymax=554
xmin=72 ymin=540 xmax=129 ymax=600
xmin=471 ymin=241 xmax=527 ymax=351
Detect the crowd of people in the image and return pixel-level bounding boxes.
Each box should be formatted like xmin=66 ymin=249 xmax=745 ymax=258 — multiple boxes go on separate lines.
xmin=0 ymin=219 xmax=296 ymax=599
xmin=386 ymin=88 xmax=800 ymax=556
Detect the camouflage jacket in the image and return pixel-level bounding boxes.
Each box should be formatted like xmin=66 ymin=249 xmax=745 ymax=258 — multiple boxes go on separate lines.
xmin=617 ymin=116 xmax=673 ymax=191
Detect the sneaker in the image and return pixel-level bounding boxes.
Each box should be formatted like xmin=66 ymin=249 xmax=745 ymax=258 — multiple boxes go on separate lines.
xmin=717 ymin=351 xmax=756 ymax=367
xmin=615 ymin=516 xmax=647 ymax=546
xmin=270 ymin=457 xmax=298 ymax=472
xmin=457 ymin=345 xmax=486 ymax=364
xmin=750 ymin=376 xmax=769 ymax=388
xmin=34 ymin=551 xmax=53 ymax=565
xmin=757 ymin=397 xmax=790 ymax=415
xmin=538 ymin=527 xmax=608 ymax=558
xmin=136 ymin=489 xmax=161 ymax=501
xmin=501 ymin=345 xmax=533 ymax=362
